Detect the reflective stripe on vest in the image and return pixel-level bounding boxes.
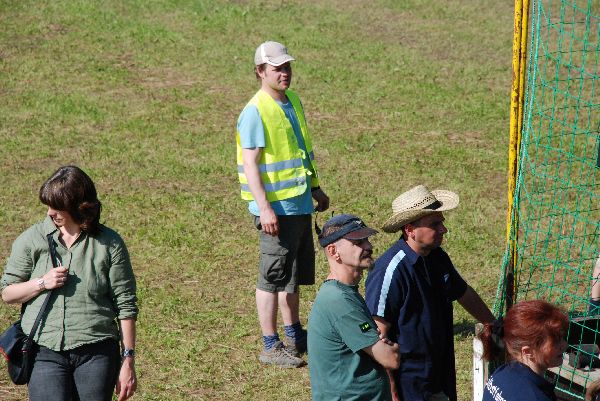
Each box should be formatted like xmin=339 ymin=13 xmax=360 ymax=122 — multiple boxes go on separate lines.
xmin=236 ymin=89 xmax=319 ymax=202
xmin=236 ymin=151 xmax=315 ymax=173
xmin=240 ymin=176 xmax=306 ymax=193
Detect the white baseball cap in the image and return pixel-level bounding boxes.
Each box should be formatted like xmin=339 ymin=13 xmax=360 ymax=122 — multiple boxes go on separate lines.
xmin=254 ymin=41 xmax=295 ymax=66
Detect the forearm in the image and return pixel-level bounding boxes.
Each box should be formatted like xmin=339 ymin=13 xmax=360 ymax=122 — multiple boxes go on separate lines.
xmin=1 ymin=280 xmax=44 ymax=304
xmin=387 ymin=368 xmax=399 ymax=400
xmin=119 ymin=318 xmax=136 ymax=350
xmin=365 ymin=338 xmax=401 ymax=370
xmin=242 ymin=149 xmax=271 ymax=212
xmin=3 ymin=266 xmax=69 ymax=304
xmin=369 ymin=317 xmax=401 ymax=369
xmin=373 ymin=316 xmax=391 ymax=338
xmin=119 ymin=318 xmax=136 ymax=372
xmin=117 ymin=318 xmax=137 ymax=401
xmin=458 ymin=286 xmax=495 ymax=324
xmin=372 ymin=343 xmax=400 ymax=369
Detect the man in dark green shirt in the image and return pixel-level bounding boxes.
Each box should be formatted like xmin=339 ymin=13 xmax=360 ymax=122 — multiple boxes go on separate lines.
xmin=308 ymin=214 xmax=400 ymax=400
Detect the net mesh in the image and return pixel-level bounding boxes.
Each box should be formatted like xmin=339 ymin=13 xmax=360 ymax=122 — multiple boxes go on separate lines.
xmin=496 ymin=0 xmax=599 ymax=398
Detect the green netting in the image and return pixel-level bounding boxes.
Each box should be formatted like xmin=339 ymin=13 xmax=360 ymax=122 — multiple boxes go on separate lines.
xmin=496 ymin=0 xmax=599 ymax=398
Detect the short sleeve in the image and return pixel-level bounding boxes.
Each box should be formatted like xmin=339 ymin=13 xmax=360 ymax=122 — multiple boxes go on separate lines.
xmin=237 ymin=104 xmax=265 ymax=148
xmin=447 ymin=268 xmax=468 ymax=301
xmin=365 ymin=264 xmax=403 ymax=324
xmin=333 ymin=309 xmax=379 ymax=353
xmin=1 ymin=230 xmax=35 ymax=291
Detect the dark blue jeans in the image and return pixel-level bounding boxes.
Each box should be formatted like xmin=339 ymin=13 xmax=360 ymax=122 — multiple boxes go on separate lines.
xmin=28 ymin=339 xmax=120 ymax=401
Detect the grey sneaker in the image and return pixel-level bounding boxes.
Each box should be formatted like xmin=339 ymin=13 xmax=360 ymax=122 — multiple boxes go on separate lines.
xmin=258 ymin=341 xmax=306 ymax=368
xmin=284 ymin=330 xmax=307 ymax=356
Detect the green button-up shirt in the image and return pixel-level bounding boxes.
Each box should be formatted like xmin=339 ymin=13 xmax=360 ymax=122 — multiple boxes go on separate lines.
xmin=1 ymin=216 xmax=138 ymax=351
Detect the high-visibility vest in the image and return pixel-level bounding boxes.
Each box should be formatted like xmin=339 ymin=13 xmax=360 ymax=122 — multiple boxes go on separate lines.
xmin=236 ymin=89 xmax=320 ymax=201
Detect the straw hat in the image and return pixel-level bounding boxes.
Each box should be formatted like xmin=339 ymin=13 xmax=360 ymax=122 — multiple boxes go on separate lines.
xmin=381 ymin=185 xmax=459 ymax=233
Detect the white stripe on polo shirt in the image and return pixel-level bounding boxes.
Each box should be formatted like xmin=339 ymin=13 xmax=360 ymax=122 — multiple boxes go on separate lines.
xmin=376 ymin=249 xmax=406 ymax=316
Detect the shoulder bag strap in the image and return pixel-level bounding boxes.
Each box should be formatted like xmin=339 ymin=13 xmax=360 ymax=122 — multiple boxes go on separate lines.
xmin=23 ymin=234 xmax=59 ymax=348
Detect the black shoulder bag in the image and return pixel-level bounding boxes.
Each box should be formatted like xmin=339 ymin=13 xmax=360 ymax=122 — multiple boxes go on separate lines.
xmin=0 ymin=234 xmax=60 ymax=385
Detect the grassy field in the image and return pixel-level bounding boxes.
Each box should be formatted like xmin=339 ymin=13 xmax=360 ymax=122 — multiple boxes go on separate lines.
xmin=0 ymin=0 xmax=514 ymax=399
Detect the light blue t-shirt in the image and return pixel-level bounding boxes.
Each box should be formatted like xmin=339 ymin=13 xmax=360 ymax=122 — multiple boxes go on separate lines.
xmin=237 ymin=99 xmax=314 ymax=216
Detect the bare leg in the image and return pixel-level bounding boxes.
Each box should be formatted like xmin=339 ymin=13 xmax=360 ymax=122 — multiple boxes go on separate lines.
xmin=278 ymin=291 xmax=300 ymax=326
xmin=256 ymin=288 xmax=305 ymax=367
xmin=256 ymin=289 xmax=278 ymax=336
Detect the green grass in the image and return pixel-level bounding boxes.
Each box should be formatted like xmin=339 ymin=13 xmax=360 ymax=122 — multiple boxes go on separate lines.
xmin=0 ymin=0 xmax=514 ymax=399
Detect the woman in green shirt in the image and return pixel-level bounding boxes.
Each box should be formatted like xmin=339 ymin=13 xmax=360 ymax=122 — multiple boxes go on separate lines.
xmin=1 ymin=165 xmax=138 ymax=401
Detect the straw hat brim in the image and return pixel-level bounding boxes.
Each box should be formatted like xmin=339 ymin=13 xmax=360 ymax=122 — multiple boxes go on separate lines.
xmin=381 ymin=190 xmax=459 ymax=233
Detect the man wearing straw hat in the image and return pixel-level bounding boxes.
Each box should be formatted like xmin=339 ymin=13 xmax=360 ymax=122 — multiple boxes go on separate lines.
xmin=365 ymin=185 xmax=494 ymax=401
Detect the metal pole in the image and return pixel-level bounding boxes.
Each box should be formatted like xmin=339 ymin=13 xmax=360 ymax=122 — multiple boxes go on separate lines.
xmin=506 ymin=0 xmax=530 ymax=311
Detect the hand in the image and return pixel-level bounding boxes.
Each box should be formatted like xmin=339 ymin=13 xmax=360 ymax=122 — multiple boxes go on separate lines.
xmin=259 ymin=206 xmax=279 ymax=236
xmin=378 ymin=334 xmax=395 ymax=346
xmin=384 ymin=338 xmax=401 ymax=367
xmin=42 ymin=266 xmax=69 ymax=289
xmin=116 ymin=358 xmax=137 ymax=401
xmin=312 ymin=188 xmax=330 ymax=212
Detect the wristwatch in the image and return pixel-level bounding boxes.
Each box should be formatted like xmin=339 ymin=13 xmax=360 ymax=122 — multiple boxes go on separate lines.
xmin=36 ymin=278 xmax=45 ymax=291
xmin=122 ymin=348 xmax=135 ymax=358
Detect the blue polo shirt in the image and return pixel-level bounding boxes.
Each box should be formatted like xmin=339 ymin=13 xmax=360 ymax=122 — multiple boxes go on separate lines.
xmin=364 ymin=238 xmax=468 ymax=401
xmin=483 ymin=361 xmax=557 ymax=401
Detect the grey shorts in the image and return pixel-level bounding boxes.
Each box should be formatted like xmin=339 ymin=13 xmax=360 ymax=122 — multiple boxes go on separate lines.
xmin=254 ymin=214 xmax=315 ymax=293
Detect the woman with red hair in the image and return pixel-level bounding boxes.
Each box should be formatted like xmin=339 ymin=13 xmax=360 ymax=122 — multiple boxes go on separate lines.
xmin=478 ymin=299 xmax=569 ymax=401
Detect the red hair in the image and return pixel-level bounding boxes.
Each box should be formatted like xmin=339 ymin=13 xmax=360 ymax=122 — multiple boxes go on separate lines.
xmin=479 ymin=299 xmax=568 ymax=366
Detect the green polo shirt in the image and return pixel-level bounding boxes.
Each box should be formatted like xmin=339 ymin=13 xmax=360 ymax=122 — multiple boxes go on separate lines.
xmin=1 ymin=216 xmax=138 ymax=351
xmin=307 ymin=279 xmax=391 ymax=401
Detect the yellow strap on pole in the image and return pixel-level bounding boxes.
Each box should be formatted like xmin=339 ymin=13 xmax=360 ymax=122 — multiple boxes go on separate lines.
xmin=506 ymin=0 xmax=530 ymax=310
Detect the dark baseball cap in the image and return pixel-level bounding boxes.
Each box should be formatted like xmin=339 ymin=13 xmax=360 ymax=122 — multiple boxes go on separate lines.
xmin=318 ymin=214 xmax=378 ymax=247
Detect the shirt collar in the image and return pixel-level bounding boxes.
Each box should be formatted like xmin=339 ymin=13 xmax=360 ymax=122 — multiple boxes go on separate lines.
xmin=42 ymin=216 xmax=87 ymax=245
xmin=43 ymin=215 xmax=60 ymax=236
xmin=397 ymin=238 xmax=421 ymax=266
xmin=325 ymin=279 xmax=359 ymax=291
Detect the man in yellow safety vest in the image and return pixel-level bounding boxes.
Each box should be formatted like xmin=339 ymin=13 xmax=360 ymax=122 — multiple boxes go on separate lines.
xmin=236 ymin=41 xmax=329 ymax=367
